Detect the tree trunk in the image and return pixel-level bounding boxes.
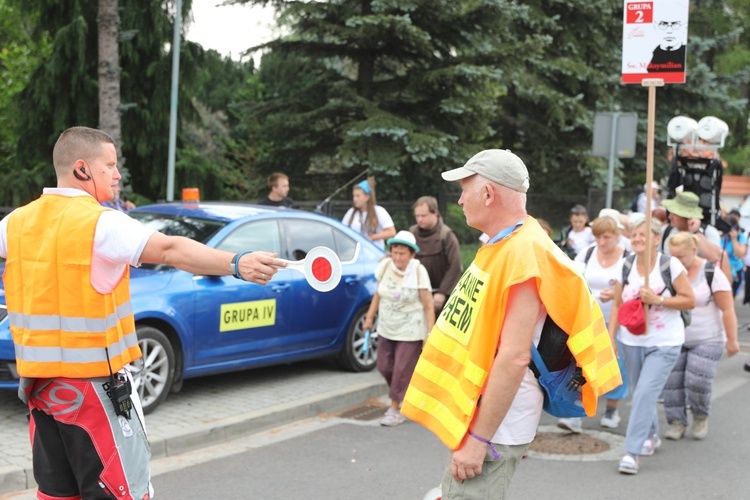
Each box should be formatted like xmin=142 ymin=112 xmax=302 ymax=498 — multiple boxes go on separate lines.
xmin=98 ymin=0 xmax=123 ymax=162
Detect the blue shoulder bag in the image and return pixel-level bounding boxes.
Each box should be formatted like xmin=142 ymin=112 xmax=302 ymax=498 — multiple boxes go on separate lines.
xmin=529 ymin=316 xmax=587 ymax=418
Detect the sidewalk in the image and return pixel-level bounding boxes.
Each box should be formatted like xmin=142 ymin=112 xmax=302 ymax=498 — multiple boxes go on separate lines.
xmin=0 ymin=360 xmax=386 ymax=494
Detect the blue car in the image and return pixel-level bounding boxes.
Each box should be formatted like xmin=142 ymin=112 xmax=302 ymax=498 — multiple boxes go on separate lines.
xmin=0 ymin=202 xmax=382 ymax=413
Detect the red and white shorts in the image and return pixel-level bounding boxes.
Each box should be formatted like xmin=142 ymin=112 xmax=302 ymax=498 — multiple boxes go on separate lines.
xmin=26 ymin=373 xmax=152 ymax=500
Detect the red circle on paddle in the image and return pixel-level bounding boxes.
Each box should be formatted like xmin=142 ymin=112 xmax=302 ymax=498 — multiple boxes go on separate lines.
xmin=311 ymin=257 xmax=333 ymax=282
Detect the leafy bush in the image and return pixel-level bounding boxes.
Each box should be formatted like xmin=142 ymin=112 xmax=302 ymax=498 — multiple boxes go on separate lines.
xmin=444 ymin=203 xmax=482 ymax=244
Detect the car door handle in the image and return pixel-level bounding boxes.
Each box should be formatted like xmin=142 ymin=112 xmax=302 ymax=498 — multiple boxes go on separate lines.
xmin=271 ymin=283 xmax=291 ymax=293
xmin=344 ymin=277 xmax=360 ymax=286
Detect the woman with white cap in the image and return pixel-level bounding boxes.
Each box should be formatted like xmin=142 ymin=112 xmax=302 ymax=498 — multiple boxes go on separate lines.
xmin=635 ymin=181 xmax=662 ymax=214
xmin=342 ymin=176 xmax=396 ymax=250
xmin=363 ymin=230 xmax=435 ymax=426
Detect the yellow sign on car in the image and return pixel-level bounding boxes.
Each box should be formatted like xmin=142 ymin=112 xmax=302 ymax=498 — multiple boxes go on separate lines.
xmin=220 ymin=299 xmax=276 ymax=332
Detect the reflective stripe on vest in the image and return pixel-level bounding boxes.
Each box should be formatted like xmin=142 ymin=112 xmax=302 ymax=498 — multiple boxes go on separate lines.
xmin=4 ymin=194 xmax=141 ymax=378
xmin=9 ymin=301 xmax=133 ymax=332
xmin=401 ymin=217 xmax=621 ymax=449
xmin=14 ymin=330 xmax=138 ymax=363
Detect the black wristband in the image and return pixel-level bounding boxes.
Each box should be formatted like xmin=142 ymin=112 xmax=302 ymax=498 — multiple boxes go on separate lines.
xmin=230 ymin=251 xmax=253 ymax=280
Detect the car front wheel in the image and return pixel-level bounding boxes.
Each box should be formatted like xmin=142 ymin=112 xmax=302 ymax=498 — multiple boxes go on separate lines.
xmin=130 ymin=326 xmax=175 ymax=414
xmin=336 ymin=306 xmax=377 ymax=372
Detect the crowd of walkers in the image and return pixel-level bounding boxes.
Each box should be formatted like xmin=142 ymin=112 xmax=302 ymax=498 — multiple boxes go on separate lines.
xmin=556 ymin=193 xmax=741 ymax=475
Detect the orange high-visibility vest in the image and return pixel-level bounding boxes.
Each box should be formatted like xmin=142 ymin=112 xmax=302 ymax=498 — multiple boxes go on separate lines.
xmin=4 ymin=194 xmax=141 ymax=378
xmin=401 ymin=217 xmax=622 ymax=449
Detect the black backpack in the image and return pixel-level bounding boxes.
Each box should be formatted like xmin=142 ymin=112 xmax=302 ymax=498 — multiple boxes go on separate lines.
xmin=555 ymin=225 xmax=577 ymax=260
xmin=621 ymin=254 xmax=715 ymax=327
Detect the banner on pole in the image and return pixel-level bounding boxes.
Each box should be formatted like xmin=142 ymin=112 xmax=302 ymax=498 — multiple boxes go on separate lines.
xmin=621 ymin=1 xmax=689 ymax=84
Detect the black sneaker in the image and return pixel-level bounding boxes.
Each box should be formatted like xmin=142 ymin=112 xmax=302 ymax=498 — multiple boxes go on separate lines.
xmin=744 ymin=362 xmax=750 ymax=373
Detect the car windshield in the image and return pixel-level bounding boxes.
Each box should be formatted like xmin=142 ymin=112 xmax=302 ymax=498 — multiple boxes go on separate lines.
xmin=129 ymin=212 xmax=227 ymax=270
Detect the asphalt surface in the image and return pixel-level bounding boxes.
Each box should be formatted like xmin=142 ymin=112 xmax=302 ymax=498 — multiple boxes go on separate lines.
xmin=1 ymin=298 xmax=749 ymax=498
xmin=146 ymin=354 xmax=750 ymax=500
xmin=0 ymin=359 xmax=387 ymax=495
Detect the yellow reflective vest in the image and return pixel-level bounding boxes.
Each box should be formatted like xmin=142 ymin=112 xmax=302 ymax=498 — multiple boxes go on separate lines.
xmin=401 ymin=217 xmax=622 ymax=449
xmin=4 ymin=194 xmax=141 ymax=378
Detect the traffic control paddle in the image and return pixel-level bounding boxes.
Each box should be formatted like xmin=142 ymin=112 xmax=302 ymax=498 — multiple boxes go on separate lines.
xmin=277 ymin=246 xmax=342 ymax=292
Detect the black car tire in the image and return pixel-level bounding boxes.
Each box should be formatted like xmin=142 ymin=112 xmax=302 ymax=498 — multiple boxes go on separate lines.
xmin=336 ymin=305 xmax=377 ymax=372
xmin=131 ymin=326 xmax=175 ymax=414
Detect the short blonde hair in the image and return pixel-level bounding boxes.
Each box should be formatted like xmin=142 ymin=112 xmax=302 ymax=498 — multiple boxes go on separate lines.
xmin=668 ymin=231 xmax=699 ymax=251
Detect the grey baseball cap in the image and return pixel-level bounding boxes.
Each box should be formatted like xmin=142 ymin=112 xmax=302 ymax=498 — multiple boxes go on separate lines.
xmin=441 ymin=149 xmax=530 ymax=193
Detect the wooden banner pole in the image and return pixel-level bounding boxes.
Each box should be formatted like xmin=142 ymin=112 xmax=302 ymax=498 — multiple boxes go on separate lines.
xmin=641 ymin=78 xmax=664 ymax=330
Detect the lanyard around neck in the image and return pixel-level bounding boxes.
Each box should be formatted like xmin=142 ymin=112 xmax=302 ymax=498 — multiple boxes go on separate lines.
xmin=487 ymin=219 xmax=526 ymax=245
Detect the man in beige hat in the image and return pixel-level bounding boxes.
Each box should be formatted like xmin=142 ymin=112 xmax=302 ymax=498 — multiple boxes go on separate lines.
xmin=401 ymin=150 xmax=620 ymax=500
xmin=661 ymin=191 xmax=722 ymax=261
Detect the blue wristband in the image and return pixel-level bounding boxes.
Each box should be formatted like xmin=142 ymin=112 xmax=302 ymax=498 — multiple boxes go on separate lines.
xmin=230 ymin=251 xmax=253 ymax=281
xmin=468 ymin=431 xmax=502 ymax=459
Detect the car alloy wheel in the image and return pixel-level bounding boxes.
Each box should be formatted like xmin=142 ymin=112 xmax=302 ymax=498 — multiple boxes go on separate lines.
xmin=337 ymin=306 xmax=377 ymax=372
xmin=130 ymin=326 xmax=175 ymax=414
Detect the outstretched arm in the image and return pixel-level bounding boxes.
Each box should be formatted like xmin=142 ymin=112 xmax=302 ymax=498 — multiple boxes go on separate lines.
xmin=139 ymin=232 xmax=286 ymax=285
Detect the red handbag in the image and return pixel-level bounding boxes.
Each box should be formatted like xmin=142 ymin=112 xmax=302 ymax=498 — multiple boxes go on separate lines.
xmin=618 ymin=298 xmax=646 ymax=335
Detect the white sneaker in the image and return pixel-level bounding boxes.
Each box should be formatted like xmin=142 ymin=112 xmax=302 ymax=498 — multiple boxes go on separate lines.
xmin=557 ymin=417 xmax=583 ymax=433
xmin=640 ymin=435 xmax=662 ymax=456
xmin=379 ymin=408 xmax=404 ymax=427
xmin=618 ymin=454 xmax=639 ymax=475
xmin=600 ymin=409 xmax=621 ymax=429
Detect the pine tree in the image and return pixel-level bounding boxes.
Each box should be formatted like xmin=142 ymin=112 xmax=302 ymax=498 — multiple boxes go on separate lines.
xmin=238 ymin=0 xmax=521 ymax=199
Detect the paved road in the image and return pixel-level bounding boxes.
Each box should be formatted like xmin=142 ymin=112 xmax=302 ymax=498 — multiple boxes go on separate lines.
xmin=25 ymin=352 xmax=747 ymax=500
xmin=1 ymin=299 xmax=750 ymax=498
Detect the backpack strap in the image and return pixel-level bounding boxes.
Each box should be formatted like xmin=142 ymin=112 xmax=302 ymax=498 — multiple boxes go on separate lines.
xmin=661 ymin=224 xmax=672 ymax=253
xmin=659 ymin=253 xmax=676 ymax=296
xmin=622 ymin=253 xmax=636 ymax=287
xmin=376 ymin=258 xmax=391 ymax=281
xmin=530 ymin=344 xmax=550 ymax=378
xmin=705 ymin=260 xmax=715 ymax=292
xmin=583 ymin=246 xmax=595 ymax=266
xmin=439 ymin=223 xmax=451 ymax=255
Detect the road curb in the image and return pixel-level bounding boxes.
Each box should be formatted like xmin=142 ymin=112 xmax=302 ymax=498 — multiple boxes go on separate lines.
xmin=0 ymin=380 xmax=387 ymax=494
